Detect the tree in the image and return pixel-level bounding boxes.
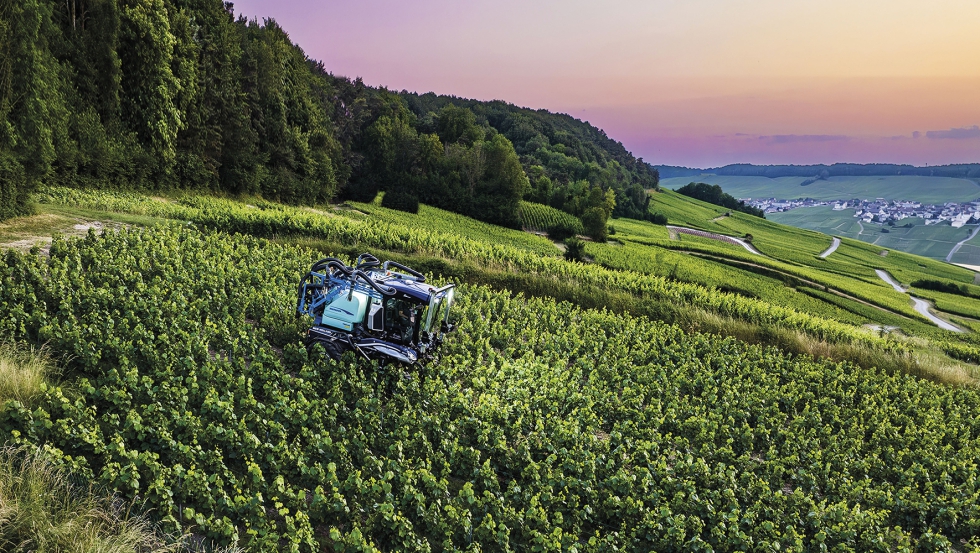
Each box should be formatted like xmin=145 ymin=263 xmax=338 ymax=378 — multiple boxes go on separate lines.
xmin=0 ymin=0 xmax=67 ymax=219
xmin=436 ymin=103 xmax=483 ymax=146
xmin=118 ymin=0 xmax=183 ymax=173
xmin=564 ymin=236 xmax=586 ymax=262
xmin=472 ymin=134 xmax=528 ymax=228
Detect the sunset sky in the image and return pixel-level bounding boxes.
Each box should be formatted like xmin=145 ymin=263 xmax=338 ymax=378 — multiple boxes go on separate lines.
xmin=230 ymin=0 xmax=980 ymax=168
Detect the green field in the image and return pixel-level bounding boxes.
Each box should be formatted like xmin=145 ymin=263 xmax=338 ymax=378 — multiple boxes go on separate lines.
xmin=6 ymin=186 xmax=980 ymax=550
xmin=662 ymin=174 xmax=980 ymax=203
xmin=770 ymin=206 xmax=980 ymax=261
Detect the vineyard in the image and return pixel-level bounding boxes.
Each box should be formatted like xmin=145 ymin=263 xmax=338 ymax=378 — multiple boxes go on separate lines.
xmin=2 ymin=225 xmax=980 ymax=551
xmin=518 ymin=201 xmax=585 ymax=238
xmin=30 ymin=188 xmax=921 ymax=357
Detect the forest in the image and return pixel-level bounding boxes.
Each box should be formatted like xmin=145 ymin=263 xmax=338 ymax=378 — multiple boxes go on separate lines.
xmin=675 ymin=182 xmax=765 ymax=218
xmin=0 ymin=0 xmax=658 ymax=230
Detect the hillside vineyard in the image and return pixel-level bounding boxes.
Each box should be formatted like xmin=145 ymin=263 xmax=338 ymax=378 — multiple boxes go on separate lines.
xmin=1 ymin=194 xmax=979 ymax=550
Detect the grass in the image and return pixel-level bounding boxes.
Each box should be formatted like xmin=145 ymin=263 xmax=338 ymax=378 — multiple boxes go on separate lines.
xmin=0 ymin=447 xmax=179 ymax=553
xmin=948 ymin=231 xmax=980 ymax=266
xmin=952 ymin=244 xmax=980 ymax=267
xmin=661 ymin=174 xmax=980 ymax=204
xmin=651 ymin=189 xmax=834 ymax=262
xmin=770 ymin=206 xmax=864 ymax=236
xmin=0 ymin=203 xmax=174 ymax=253
xmin=0 ymin=343 xmax=55 ymax=406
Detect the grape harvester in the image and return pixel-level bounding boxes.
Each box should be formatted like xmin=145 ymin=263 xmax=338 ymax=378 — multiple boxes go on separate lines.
xmin=296 ymin=253 xmax=455 ymax=364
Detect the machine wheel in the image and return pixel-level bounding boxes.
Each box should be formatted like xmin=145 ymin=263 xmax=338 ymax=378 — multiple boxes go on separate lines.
xmin=307 ymin=336 xmax=352 ymax=361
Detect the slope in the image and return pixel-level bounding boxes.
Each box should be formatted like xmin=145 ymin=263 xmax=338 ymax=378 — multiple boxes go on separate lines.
xmin=3 ymin=194 xmax=980 ymax=550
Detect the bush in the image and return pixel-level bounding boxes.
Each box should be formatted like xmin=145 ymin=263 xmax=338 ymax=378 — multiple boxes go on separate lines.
xmin=381 ymin=190 xmax=420 ymax=213
xmin=648 ymin=211 xmax=668 ymax=225
xmin=547 ymin=221 xmax=578 ymax=241
xmin=564 ymin=237 xmax=586 ymax=262
xmin=581 ymin=207 xmax=608 ymax=242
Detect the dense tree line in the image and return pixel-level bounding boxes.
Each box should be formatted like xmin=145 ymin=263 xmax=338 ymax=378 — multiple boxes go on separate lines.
xmin=1 ymin=0 xmax=347 ymax=218
xmin=0 ymin=0 xmax=658 ymax=232
xmin=676 ymin=182 xmax=765 ymax=218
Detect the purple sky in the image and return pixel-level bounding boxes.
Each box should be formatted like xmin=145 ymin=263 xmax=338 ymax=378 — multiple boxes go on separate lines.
xmin=229 ymin=1 xmax=980 ymax=168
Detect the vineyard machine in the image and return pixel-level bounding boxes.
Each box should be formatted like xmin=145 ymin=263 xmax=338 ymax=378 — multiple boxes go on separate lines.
xmin=296 ymin=254 xmax=456 ymax=364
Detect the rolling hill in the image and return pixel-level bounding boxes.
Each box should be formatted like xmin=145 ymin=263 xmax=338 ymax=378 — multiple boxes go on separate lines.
xmin=3 ymin=184 xmax=980 ymax=549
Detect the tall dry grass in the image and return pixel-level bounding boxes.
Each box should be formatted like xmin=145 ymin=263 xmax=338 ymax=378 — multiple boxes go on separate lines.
xmin=0 ymin=447 xmax=175 ymax=552
xmin=0 ymin=342 xmax=54 ymax=405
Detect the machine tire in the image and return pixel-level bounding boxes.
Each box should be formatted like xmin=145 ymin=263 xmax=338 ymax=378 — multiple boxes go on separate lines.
xmin=308 ymin=336 xmax=351 ymax=361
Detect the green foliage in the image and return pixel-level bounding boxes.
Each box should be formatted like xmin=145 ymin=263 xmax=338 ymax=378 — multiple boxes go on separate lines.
xmin=37 ymin=186 xmax=910 ymax=353
xmin=557 ymin=183 xmax=616 ymax=241
xmin=434 ymin=103 xmax=483 ymax=145
xmin=677 ymin=182 xmax=765 ymax=218
xmin=402 ymin=91 xmax=660 ymax=220
xmin=472 ymin=133 xmax=529 ymax=228
xmin=0 ymin=0 xmax=668 ymax=232
xmin=563 ymin=236 xmax=586 ymax=262
xmin=0 ymin=0 xmax=67 ymax=219
xmin=379 ymin=190 xmax=419 ymax=213
xmin=912 ymin=278 xmax=976 ymax=297
xmin=118 ymin=0 xmax=182 ymax=170
xmin=2 ymin=226 xmax=980 ymax=550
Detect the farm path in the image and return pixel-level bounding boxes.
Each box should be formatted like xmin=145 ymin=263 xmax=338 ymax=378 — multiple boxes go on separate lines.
xmin=945 ymin=225 xmax=980 ymax=262
xmin=818 ymin=237 xmax=841 ymax=258
xmin=666 ymin=225 xmax=763 ymax=255
xmin=875 ymin=269 xmax=964 ymax=332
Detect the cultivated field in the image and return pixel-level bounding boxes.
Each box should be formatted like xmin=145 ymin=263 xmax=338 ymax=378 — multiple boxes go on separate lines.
xmin=3 ymin=186 xmax=980 ymax=550
xmin=771 ymin=206 xmax=979 ymax=260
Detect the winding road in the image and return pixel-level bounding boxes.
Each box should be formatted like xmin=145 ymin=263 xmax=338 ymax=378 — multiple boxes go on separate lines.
xmin=667 ymin=226 xmax=763 ymax=256
xmin=945 ymin=225 xmax=980 ymax=262
xmin=818 ymin=237 xmax=841 ymax=259
xmin=875 ymin=269 xmax=964 ymax=332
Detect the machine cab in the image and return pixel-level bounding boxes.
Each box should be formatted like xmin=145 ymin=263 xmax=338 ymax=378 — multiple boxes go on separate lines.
xmin=368 ymin=274 xmax=455 ymax=347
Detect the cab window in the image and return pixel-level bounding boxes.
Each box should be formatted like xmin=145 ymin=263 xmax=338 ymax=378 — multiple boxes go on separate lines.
xmin=384 ymin=298 xmax=419 ymax=344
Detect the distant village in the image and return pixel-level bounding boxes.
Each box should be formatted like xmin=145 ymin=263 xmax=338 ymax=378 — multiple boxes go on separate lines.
xmin=744 ymin=197 xmax=980 ymax=227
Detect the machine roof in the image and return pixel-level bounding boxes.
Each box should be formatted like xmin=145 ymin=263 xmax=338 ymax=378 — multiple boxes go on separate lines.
xmin=379 ymin=277 xmax=433 ymax=302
